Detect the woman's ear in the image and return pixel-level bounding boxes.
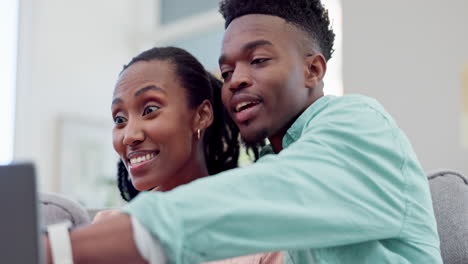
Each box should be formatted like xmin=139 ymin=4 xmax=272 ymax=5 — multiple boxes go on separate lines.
xmin=304 ymin=53 xmax=327 ymax=89
xmin=192 ymin=99 xmax=214 ymax=134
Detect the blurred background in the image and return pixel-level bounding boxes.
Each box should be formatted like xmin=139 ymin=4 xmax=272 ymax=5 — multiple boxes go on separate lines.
xmin=0 ymin=0 xmax=467 ymax=208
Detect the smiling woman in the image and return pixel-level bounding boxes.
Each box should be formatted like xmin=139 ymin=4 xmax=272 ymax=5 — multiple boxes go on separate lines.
xmin=112 ymin=58 xmax=210 ymax=192
xmin=0 ymin=0 xmax=19 ymax=165
xmin=111 ymin=46 xmax=249 ymax=195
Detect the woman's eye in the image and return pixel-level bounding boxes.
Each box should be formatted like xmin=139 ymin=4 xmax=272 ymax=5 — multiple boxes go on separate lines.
xmin=114 ymin=116 xmax=127 ymax=125
xmin=143 ymin=105 xmax=160 ymax=116
xmin=221 ymin=71 xmax=232 ymax=80
xmin=251 ymin=58 xmax=270 ymax=64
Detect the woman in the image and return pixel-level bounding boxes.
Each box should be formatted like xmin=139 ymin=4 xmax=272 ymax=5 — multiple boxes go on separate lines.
xmin=104 ymin=46 xmax=280 ymax=263
xmin=111 ymin=46 xmax=240 ymax=196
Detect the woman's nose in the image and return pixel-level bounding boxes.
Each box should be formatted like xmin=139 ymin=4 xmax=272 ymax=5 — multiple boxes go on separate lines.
xmin=122 ymin=120 xmax=145 ymax=146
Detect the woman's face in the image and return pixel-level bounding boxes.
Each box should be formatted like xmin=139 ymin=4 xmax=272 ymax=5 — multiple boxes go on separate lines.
xmin=111 ymin=60 xmax=199 ymax=191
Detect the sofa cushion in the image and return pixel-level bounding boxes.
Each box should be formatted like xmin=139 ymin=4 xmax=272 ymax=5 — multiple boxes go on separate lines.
xmin=428 ymin=170 xmax=468 ymax=264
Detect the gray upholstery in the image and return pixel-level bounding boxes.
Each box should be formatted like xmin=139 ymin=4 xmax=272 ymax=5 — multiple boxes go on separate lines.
xmin=428 ymin=171 xmax=468 ymax=264
xmin=39 ymin=192 xmax=90 ymax=227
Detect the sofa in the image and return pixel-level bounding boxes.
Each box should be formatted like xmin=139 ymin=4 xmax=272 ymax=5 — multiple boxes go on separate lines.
xmin=40 ymin=192 xmax=90 ymax=227
xmin=428 ymin=171 xmax=468 ymax=264
xmin=41 ymin=170 xmax=468 ymax=263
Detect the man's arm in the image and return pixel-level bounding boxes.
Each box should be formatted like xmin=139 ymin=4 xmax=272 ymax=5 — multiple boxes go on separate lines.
xmin=45 ymin=213 xmax=147 ymax=264
xmin=123 ymin=101 xmax=414 ymax=263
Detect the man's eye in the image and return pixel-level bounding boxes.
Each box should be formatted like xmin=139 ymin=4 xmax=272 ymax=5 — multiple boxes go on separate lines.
xmin=143 ymin=105 xmax=160 ymax=116
xmin=251 ymin=58 xmax=270 ymax=64
xmin=114 ymin=116 xmax=127 ymax=125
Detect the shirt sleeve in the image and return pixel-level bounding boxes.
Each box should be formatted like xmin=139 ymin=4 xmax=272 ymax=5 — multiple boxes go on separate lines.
xmin=130 ymin=215 xmax=168 ymax=264
xmin=123 ymin=101 xmax=410 ymax=264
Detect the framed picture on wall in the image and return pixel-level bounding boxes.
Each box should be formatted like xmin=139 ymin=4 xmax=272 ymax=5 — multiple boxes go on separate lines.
xmin=57 ymin=115 xmax=123 ymax=208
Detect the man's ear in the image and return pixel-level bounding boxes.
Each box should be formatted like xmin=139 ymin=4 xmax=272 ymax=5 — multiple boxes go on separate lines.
xmin=192 ymin=99 xmax=214 ymax=135
xmin=304 ymin=53 xmax=327 ymax=89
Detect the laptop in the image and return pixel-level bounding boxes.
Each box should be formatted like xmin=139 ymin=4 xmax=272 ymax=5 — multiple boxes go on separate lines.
xmin=0 ymin=163 xmax=45 ymax=264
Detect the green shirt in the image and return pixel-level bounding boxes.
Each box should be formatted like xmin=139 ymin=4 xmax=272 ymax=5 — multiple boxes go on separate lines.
xmin=124 ymin=95 xmax=442 ymax=264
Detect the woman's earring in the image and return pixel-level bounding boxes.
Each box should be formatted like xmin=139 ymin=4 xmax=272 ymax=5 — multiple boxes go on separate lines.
xmin=197 ymin=129 xmax=201 ymax=140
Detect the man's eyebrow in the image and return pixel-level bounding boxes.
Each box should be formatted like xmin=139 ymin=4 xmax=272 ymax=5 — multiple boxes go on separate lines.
xmin=134 ymin=85 xmax=165 ymax=97
xmin=218 ymin=39 xmax=274 ymax=65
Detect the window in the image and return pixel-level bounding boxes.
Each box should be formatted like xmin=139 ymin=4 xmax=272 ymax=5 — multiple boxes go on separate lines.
xmin=160 ymin=0 xmax=219 ymax=25
xmin=0 ymin=0 xmax=19 ymax=165
xmin=152 ymin=0 xmax=343 ymax=95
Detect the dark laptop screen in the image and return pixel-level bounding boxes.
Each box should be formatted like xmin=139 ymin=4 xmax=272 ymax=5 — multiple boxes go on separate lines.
xmin=0 ymin=163 xmax=43 ymax=264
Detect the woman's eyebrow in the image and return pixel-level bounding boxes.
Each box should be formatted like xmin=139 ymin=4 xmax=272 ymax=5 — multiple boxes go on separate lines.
xmin=134 ymin=85 xmax=165 ymax=97
xmin=112 ymin=85 xmax=165 ymax=107
xmin=111 ymin=98 xmax=123 ymax=106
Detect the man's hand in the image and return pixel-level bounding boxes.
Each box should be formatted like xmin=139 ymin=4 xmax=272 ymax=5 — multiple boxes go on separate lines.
xmin=44 ymin=213 xmax=147 ymax=264
xmin=93 ymin=209 xmax=121 ymax=223
xmin=44 ymin=235 xmax=52 ymax=264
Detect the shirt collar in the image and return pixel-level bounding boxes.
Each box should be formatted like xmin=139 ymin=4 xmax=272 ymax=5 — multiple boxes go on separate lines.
xmin=259 ymin=95 xmax=334 ymax=156
xmin=282 ymin=95 xmax=334 ymax=148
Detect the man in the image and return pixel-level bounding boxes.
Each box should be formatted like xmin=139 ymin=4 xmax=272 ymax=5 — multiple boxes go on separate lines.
xmin=45 ymin=0 xmax=442 ymax=263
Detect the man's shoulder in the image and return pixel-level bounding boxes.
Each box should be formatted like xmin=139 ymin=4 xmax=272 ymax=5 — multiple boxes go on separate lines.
xmin=307 ymin=94 xmax=388 ymax=122
xmin=325 ymin=94 xmax=383 ymax=110
xmin=301 ymin=94 xmax=396 ymax=136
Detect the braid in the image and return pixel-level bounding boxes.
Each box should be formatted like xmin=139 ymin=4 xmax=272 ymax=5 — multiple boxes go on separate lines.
xmin=117 ymin=160 xmax=139 ymax=201
xmin=244 ymin=140 xmax=265 ymax=161
xmin=204 ymin=74 xmax=240 ymax=174
xmin=204 ymin=73 xmax=264 ymax=173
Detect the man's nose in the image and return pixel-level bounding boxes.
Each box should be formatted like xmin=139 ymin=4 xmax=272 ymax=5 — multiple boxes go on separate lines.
xmin=229 ymin=65 xmax=252 ymax=92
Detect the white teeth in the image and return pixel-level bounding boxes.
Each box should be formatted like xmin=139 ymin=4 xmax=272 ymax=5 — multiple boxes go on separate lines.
xmin=235 ymin=101 xmax=258 ymax=112
xmin=129 ymin=152 xmax=156 ymax=165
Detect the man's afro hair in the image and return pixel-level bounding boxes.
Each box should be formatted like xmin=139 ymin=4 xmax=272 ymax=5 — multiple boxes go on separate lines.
xmin=219 ymin=0 xmax=335 ymax=61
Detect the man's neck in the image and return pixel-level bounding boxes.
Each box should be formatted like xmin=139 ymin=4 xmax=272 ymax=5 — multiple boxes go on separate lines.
xmin=269 ymin=124 xmax=292 ymax=154
xmin=268 ymin=93 xmax=324 ymax=154
xmin=269 ymin=135 xmax=284 ymax=154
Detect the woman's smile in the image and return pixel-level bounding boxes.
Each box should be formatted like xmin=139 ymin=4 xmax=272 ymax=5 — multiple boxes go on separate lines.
xmin=127 ymin=150 xmax=160 ymax=176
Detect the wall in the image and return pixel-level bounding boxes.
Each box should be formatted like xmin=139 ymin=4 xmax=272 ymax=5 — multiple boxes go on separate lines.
xmin=14 ymin=0 xmax=145 ymax=191
xmin=15 ymin=0 xmax=468 ymax=192
xmin=342 ymin=0 xmax=468 ymax=174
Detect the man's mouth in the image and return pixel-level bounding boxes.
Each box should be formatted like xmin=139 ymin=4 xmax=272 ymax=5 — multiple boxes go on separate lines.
xmin=232 ymin=101 xmax=263 ymax=124
xmin=230 ymin=93 xmax=264 ymax=123
xmin=234 ymin=100 xmax=261 ymax=113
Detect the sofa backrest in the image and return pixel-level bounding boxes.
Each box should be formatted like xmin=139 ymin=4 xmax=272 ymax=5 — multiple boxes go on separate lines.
xmin=428 ymin=170 xmax=468 ymax=264
xmin=40 ymin=192 xmax=90 ymax=227
xmin=40 ymin=170 xmax=468 ymax=263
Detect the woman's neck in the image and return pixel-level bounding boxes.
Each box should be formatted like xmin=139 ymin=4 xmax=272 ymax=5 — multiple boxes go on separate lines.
xmin=154 ymin=153 xmax=209 ymax=192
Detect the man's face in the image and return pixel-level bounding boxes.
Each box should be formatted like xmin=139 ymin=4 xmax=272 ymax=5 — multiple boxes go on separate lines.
xmin=219 ymin=14 xmax=311 ymax=144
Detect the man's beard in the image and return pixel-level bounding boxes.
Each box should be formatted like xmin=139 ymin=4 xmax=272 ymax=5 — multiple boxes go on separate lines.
xmin=241 ymin=128 xmax=268 ymax=148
